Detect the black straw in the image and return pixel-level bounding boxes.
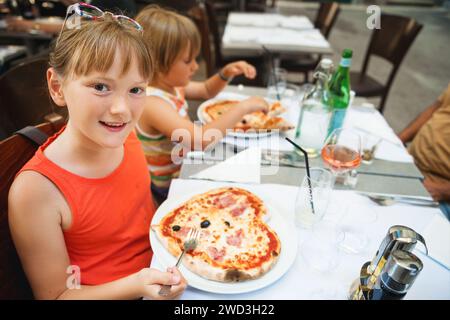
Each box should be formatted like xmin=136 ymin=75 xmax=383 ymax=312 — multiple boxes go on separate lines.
xmin=262 ymin=45 xmax=281 ymax=101
xmin=285 ymin=137 xmax=316 ymax=215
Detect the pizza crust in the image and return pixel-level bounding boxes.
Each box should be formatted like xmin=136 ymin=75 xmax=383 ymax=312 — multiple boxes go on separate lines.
xmin=182 ymin=248 xmax=280 ymax=283
xmin=151 ymin=224 xmax=182 ymax=257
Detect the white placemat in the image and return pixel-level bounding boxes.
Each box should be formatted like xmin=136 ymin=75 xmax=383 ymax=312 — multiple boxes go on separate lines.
xmin=189 ymin=147 xmax=261 ymax=184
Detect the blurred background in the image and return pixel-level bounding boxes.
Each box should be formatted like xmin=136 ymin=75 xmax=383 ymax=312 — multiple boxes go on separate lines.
xmin=0 ymin=0 xmax=449 ymax=138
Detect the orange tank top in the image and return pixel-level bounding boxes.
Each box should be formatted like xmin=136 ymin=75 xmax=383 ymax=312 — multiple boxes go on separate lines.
xmin=18 ymin=128 xmax=155 ymax=285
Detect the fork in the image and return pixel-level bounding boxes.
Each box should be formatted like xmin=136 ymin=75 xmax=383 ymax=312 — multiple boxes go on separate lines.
xmin=359 ymin=192 xmax=439 ymax=207
xmin=158 ymin=228 xmax=200 ymax=296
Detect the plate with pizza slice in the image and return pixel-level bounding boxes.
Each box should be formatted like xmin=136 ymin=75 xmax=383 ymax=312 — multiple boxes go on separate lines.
xmin=150 ymin=187 xmax=298 ymax=294
xmin=197 ymin=97 xmax=295 ymax=139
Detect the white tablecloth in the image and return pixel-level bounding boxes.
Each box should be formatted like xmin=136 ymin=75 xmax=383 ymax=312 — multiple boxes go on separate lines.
xmin=150 ymin=179 xmax=450 ymax=300
xmin=227 ymin=13 xmax=314 ymax=30
xmin=223 ymin=26 xmax=330 ymax=49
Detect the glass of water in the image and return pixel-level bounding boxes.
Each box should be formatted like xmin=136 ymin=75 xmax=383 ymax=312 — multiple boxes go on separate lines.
xmin=295 ymin=98 xmax=332 ymax=158
xmin=295 ymin=167 xmax=334 ymax=229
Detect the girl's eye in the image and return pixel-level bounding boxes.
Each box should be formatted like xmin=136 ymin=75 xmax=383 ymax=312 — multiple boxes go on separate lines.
xmin=93 ymin=83 xmax=109 ymax=92
xmin=130 ymin=87 xmax=144 ymax=95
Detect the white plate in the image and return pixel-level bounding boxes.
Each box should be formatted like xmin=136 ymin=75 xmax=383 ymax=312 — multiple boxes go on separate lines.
xmin=149 ymin=189 xmax=298 ymax=294
xmin=197 ymin=97 xmax=275 ymax=139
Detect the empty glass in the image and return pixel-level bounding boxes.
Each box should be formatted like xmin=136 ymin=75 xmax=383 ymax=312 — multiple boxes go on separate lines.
xmin=295 ymin=168 xmax=334 ymax=229
xmin=267 ymin=67 xmax=287 ymax=100
xmin=361 ymin=134 xmax=381 ymax=165
xmin=301 ymin=220 xmax=343 ymax=273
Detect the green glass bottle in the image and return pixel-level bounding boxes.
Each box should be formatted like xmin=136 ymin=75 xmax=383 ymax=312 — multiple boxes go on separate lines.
xmin=327 ymin=49 xmax=352 ymax=135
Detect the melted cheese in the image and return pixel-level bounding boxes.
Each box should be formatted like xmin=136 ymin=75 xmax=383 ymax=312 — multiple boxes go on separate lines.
xmin=167 ymin=188 xmax=274 ymax=268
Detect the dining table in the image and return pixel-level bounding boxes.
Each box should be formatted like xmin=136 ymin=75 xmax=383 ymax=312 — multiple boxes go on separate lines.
xmin=221 ymin=12 xmax=333 ymax=59
xmin=0 ymin=17 xmax=56 ymax=55
xmin=150 ymin=85 xmax=450 ymax=300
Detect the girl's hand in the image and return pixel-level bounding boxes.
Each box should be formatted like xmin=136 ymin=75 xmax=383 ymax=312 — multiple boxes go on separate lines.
xmin=135 ymin=267 xmax=187 ymax=300
xmin=222 ymin=61 xmax=257 ymax=79
xmin=239 ymin=96 xmax=269 ymax=114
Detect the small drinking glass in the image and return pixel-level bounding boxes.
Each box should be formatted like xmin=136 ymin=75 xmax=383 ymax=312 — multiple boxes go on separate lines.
xmin=361 ymin=134 xmax=381 ymax=165
xmin=295 ymin=168 xmax=334 ymax=229
xmin=267 ymin=67 xmax=287 ymax=100
xmin=280 ymin=83 xmax=300 ymax=108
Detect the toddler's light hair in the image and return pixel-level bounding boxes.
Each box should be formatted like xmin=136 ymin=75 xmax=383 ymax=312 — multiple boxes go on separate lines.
xmin=136 ymin=5 xmax=201 ymax=78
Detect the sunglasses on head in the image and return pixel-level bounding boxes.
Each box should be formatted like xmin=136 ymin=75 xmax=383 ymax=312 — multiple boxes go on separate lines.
xmin=57 ymin=2 xmax=143 ymax=43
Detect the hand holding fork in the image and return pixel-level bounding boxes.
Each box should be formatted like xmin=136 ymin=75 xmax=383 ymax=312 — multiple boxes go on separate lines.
xmin=158 ymin=228 xmax=200 ymax=296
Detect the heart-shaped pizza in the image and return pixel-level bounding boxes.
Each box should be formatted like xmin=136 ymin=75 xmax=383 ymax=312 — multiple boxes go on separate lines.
xmin=202 ymin=100 xmax=294 ymax=132
xmin=151 ymin=187 xmax=281 ymax=282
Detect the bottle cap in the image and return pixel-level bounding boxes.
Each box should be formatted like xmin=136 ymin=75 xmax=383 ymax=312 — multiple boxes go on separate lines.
xmin=381 ymin=249 xmax=423 ymax=294
xmin=320 ymin=58 xmax=333 ymax=69
xmin=342 ymin=49 xmax=353 ymax=58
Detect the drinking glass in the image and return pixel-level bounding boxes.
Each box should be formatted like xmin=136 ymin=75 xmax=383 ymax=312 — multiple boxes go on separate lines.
xmin=300 ymin=220 xmax=343 ymax=273
xmin=295 ymin=168 xmax=334 ymax=229
xmin=361 ymin=134 xmax=381 ymax=165
xmin=320 ymin=128 xmax=374 ymax=254
xmin=267 ymin=67 xmax=287 ymax=100
xmin=321 ymin=128 xmax=362 ymax=186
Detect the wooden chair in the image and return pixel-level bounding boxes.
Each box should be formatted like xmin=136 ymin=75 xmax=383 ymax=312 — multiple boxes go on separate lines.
xmin=350 ymin=14 xmax=423 ymax=114
xmin=0 ymin=57 xmax=66 ymax=140
xmin=187 ymin=3 xmax=214 ymax=77
xmin=245 ymin=0 xmax=277 ymax=12
xmin=280 ymin=2 xmax=340 ymax=83
xmin=0 ymin=119 xmax=64 ymax=299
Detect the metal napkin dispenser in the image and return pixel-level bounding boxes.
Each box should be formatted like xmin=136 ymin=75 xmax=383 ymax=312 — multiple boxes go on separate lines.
xmin=349 ymin=225 xmax=427 ymax=300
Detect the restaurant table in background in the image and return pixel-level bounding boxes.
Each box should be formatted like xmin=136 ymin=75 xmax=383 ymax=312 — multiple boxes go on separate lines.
xmin=222 ymin=12 xmax=333 ymax=58
xmin=0 ymin=17 xmax=55 ymax=55
xmin=185 ymin=85 xmax=426 ymax=196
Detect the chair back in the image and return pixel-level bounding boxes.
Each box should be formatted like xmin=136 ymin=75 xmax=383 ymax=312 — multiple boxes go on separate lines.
xmin=0 ymin=57 xmax=66 ymax=140
xmin=188 ymin=2 xmax=215 ymax=77
xmin=0 ymin=120 xmax=64 ymax=299
xmin=315 ymin=2 xmax=340 ymax=39
xmin=245 ymin=0 xmax=277 ymax=12
xmin=360 ymin=14 xmax=423 ymax=112
xmin=362 ymin=14 xmax=423 ymax=72
xmin=204 ymin=0 xmax=224 ymax=68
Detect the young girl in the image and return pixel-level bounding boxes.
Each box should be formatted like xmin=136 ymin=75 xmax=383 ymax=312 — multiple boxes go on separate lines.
xmin=8 ymin=4 xmax=186 ymax=300
xmin=136 ymin=6 xmax=269 ymax=202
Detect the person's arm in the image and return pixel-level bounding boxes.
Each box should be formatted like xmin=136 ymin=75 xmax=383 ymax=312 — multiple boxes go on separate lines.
xmin=8 ymin=171 xmax=186 ymax=300
xmin=423 ymin=177 xmax=450 ymax=202
xmin=398 ymin=99 xmax=441 ymax=144
xmin=138 ymin=96 xmax=268 ymax=150
xmin=185 ymin=61 xmax=256 ymax=100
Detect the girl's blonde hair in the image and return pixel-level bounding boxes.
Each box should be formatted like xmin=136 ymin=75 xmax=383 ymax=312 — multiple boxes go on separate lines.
xmin=50 ymin=14 xmax=153 ymax=82
xmin=136 ymin=5 xmax=201 ymax=77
